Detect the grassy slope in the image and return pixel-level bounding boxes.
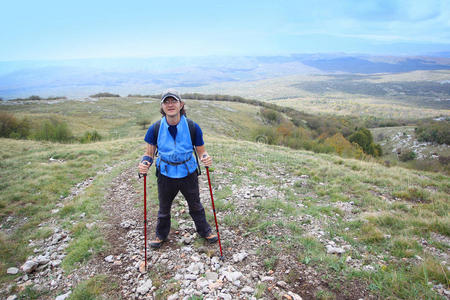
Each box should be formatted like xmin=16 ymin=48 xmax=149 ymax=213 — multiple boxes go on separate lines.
xmin=0 ymin=138 xmax=142 ymax=274
xmin=1 ymin=97 xmax=264 ymax=140
xmin=1 ymin=98 xmax=449 ymax=298
xmin=208 ymin=137 xmax=449 ymax=298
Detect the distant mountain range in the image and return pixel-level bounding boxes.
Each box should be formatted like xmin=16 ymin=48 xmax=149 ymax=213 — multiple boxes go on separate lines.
xmin=0 ymin=54 xmax=449 ymax=99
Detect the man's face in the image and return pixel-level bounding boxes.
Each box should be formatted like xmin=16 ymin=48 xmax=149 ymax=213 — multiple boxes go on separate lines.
xmin=162 ymin=97 xmax=183 ymax=117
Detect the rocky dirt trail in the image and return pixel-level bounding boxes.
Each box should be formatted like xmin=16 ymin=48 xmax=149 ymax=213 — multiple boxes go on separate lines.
xmin=96 ymin=167 xmax=311 ymax=300
xmin=87 ymin=165 xmax=374 ymax=300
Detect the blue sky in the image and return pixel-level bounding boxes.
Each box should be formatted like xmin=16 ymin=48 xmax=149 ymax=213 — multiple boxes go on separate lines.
xmin=1 ymin=0 xmax=449 ymax=61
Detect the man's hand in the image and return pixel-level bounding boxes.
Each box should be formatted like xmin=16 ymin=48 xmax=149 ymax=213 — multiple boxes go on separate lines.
xmin=201 ymin=154 xmax=212 ymax=167
xmin=139 ymin=158 xmax=152 ymax=175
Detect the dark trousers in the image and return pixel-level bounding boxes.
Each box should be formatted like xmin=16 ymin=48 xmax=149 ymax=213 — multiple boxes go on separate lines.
xmin=156 ymin=171 xmax=211 ymax=240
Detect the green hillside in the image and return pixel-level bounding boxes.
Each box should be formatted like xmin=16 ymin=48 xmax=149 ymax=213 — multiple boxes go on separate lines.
xmin=0 ymin=98 xmax=449 ymax=299
xmin=0 ymin=97 xmax=264 ymax=141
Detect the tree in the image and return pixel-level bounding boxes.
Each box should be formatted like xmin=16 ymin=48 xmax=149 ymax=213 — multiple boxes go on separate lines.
xmin=349 ymin=128 xmax=382 ymax=157
xmin=260 ymin=108 xmax=282 ymax=124
xmin=90 ymin=92 xmax=120 ymax=98
xmin=137 ymin=119 xmax=151 ymax=130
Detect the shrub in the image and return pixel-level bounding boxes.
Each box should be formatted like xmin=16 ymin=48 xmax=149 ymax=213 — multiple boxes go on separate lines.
xmin=371 ymin=143 xmax=383 ymax=156
xmin=398 ymin=150 xmax=416 ymax=162
xmin=260 ymin=108 xmax=282 ymax=124
xmin=90 ymin=92 xmax=120 ymax=98
xmin=415 ymin=120 xmax=450 ymax=145
xmin=349 ymin=128 xmax=372 ymax=150
xmin=80 ymin=130 xmax=102 ymax=143
xmin=0 ymin=112 xmax=19 ymax=137
xmin=276 ymin=121 xmax=295 ymax=138
xmin=0 ymin=112 xmax=31 ymax=139
xmin=11 ymin=96 xmax=67 ymax=101
xmin=33 ymin=119 xmax=73 ymax=143
xmin=253 ymin=126 xmax=277 ymax=145
xmin=310 ymin=142 xmax=334 ymax=154
xmin=137 ymin=118 xmax=151 ymax=130
xmin=324 ymin=133 xmax=360 ymax=158
xmin=349 ymin=128 xmax=382 ymax=157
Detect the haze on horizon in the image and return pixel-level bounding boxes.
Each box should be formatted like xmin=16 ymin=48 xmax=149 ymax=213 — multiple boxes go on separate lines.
xmin=1 ymin=0 xmax=450 ymax=62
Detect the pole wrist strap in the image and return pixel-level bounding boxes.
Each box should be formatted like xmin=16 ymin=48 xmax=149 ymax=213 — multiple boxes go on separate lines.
xmin=141 ymin=155 xmax=153 ymax=165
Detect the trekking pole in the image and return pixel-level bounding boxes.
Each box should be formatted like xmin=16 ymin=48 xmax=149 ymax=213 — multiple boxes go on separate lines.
xmin=143 ymin=173 xmax=147 ymax=270
xmin=205 ymin=165 xmax=224 ymax=259
xmin=138 ymin=163 xmax=149 ymax=271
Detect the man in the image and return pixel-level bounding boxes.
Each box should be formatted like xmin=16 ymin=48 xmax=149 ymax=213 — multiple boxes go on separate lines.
xmin=138 ymin=89 xmax=218 ymax=249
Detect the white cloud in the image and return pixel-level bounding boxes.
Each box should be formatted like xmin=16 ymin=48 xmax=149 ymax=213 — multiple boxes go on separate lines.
xmin=277 ymin=0 xmax=450 ymax=44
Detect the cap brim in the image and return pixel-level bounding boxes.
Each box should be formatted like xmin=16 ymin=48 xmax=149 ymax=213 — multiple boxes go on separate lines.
xmin=161 ymin=94 xmax=181 ymax=103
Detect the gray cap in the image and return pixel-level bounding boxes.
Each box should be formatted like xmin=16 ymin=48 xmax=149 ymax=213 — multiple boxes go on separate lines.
xmin=161 ymin=89 xmax=182 ymax=103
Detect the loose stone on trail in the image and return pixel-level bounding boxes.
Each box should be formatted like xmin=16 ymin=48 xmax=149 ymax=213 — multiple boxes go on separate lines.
xmin=21 ymin=261 xmax=38 ymax=274
xmin=7 ymin=267 xmax=19 ymax=275
xmin=136 ymin=279 xmax=152 ymax=295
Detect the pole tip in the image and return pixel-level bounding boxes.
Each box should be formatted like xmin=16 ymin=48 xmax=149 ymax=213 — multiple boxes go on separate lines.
xmin=139 ymin=261 xmax=147 ymax=273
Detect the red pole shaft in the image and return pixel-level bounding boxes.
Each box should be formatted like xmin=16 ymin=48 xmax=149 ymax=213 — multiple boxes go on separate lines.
xmin=206 ymin=167 xmax=223 ymax=257
xmin=143 ymin=174 xmax=147 ymax=270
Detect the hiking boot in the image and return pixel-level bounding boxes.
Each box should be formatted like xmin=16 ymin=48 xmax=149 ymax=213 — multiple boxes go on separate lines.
xmin=205 ymin=233 xmax=218 ymax=244
xmin=149 ymin=237 xmax=165 ymax=249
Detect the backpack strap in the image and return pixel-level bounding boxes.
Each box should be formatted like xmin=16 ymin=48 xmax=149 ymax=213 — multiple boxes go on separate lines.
xmin=153 ymin=119 xmax=161 ymax=142
xmin=186 ymin=118 xmax=196 ymax=147
xmin=153 ymin=119 xmax=161 ymax=157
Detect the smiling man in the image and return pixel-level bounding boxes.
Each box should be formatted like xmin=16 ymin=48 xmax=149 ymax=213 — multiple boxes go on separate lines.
xmin=138 ymin=89 xmax=218 ymax=249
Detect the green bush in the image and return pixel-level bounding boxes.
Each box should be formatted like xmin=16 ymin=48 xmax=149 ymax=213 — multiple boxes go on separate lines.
xmin=0 ymin=112 xmax=19 ymax=137
xmin=0 ymin=112 xmax=31 ymax=139
xmin=349 ymin=127 xmax=382 ymax=157
xmin=80 ymin=130 xmax=102 ymax=143
xmin=398 ymin=150 xmax=416 ymax=162
xmin=90 ymin=92 xmax=120 ymax=98
xmin=260 ymin=108 xmax=282 ymax=124
xmin=253 ymin=126 xmax=278 ymax=145
xmin=137 ymin=118 xmax=151 ymax=130
xmin=371 ymin=143 xmax=383 ymax=156
xmin=33 ymin=119 xmax=73 ymax=143
xmin=415 ymin=120 xmax=450 ymax=145
xmin=323 ymin=133 xmax=364 ymax=158
xmin=0 ymin=113 xmax=77 ymax=143
xmin=11 ymin=96 xmax=67 ymax=101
